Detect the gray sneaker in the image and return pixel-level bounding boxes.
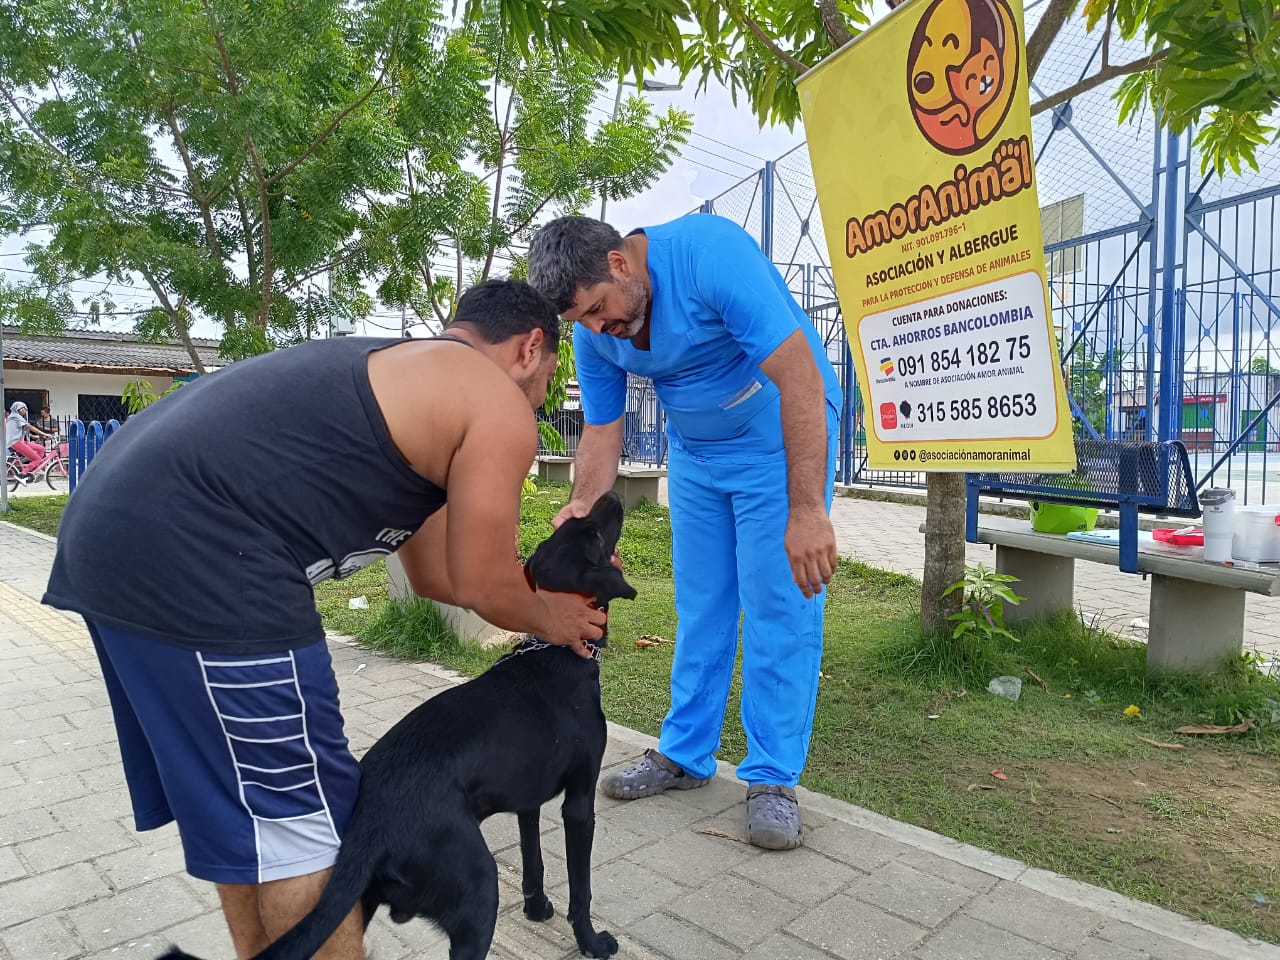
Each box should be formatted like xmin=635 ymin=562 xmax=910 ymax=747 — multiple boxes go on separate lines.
xmin=746 ymin=784 xmax=803 ymax=850
xmin=600 ymin=748 xmax=710 ymax=800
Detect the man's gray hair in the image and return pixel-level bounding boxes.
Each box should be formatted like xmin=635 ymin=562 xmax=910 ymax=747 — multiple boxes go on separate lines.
xmin=527 ymin=217 xmax=624 ymax=313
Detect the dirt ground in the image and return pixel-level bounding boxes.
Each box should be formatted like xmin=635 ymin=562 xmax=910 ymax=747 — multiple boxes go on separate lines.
xmin=976 ymin=749 xmax=1280 ymax=936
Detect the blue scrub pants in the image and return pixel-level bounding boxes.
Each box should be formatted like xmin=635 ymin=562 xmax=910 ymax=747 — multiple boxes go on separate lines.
xmin=657 ymin=403 xmax=838 ymax=786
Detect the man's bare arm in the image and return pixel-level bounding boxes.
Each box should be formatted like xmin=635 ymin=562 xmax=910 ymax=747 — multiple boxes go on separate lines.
xmin=445 ymin=405 xmax=605 ymax=648
xmin=396 ymin=509 xmax=458 ymax=605
xmin=566 ymin=417 xmax=624 ymax=512
xmin=759 ymin=329 xmax=836 ymax=597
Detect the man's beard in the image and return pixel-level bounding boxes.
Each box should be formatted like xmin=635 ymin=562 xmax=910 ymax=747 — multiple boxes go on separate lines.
xmin=518 ymin=368 xmax=549 ymax=407
xmin=611 ymin=278 xmax=649 ymax=338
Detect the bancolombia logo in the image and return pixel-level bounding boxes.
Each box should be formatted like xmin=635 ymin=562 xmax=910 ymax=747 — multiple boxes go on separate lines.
xmin=844 ymin=136 xmax=1032 ymax=259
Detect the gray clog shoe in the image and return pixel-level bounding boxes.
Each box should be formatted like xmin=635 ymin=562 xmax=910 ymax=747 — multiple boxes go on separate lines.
xmin=746 ymin=784 xmax=803 ymax=850
xmin=600 ymin=748 xmax=711 ymax=800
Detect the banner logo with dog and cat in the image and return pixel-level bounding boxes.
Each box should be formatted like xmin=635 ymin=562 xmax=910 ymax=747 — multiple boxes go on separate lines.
xmin=798 ymin=0 xmax=1075 ymax=473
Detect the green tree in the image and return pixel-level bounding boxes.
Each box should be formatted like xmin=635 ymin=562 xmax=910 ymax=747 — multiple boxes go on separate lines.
xmin=372 ymin=12 xmax=691 ymax=326
xmin=1066 ymin=343 xmax=1124 ymax=437
xmin=0 ymin=0 xmax=438 ymax=366
xmin=0 ymin=0 xmax=688 ymax=362
xmin=486 ymin=0 xmax=1279 ymax=168
xmin=1250 ymin=355 xmax=1278 ymax=375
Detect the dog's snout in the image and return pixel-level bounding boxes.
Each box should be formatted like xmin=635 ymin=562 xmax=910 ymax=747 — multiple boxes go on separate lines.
xmin=914 ymin=73 xmax=934 ymax=95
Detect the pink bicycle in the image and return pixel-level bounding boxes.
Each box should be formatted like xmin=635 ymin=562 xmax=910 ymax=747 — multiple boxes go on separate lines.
xmin=5 ymin=440 xmax=70 ymax=493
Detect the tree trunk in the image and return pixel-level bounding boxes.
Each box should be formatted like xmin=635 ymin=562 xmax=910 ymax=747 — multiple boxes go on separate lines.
xmin=920 ymin=472 xmax=967 ymax=634
xmin=173 ymin=311 xmax=207 ymax=375
xmin=917 ymin=7 xmax=1061 ymax=632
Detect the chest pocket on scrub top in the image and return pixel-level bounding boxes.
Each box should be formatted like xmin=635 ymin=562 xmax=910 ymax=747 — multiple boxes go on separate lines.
xmin=663 ymin=377 xmax=781 ymax=446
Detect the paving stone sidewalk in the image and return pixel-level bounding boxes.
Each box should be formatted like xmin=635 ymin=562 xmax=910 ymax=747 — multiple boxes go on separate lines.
xmin=1 ymin=519 xmax=1277 ymax=960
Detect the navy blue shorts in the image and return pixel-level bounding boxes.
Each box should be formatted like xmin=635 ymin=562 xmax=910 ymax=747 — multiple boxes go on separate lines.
xmin=88 ymin=621 xmax=361 ymax=884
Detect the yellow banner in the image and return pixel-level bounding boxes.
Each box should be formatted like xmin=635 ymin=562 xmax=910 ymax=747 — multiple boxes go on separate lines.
xmin=798 ymin=0 xmax=1075 ymax=472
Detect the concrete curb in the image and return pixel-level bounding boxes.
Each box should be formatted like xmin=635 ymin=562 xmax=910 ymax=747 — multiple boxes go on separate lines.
xmin=0 ymin=519 xmax=59 ymax=545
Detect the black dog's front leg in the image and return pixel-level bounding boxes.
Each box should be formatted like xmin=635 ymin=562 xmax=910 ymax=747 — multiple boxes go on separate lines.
xmin=562 ymin=783 xmax=618 ymax=958
xmin=517 ymin=809 xmax=554 ymax=922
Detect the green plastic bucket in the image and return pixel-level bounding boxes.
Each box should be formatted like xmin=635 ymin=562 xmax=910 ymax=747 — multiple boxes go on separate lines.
xmin=1029 ymin=501 xmax=1099 ymax=534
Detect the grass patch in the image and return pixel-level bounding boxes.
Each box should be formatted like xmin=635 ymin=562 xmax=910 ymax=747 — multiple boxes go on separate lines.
xmin=1 ymin=493 xmax=69 ymax=537
xmin=313 ymin=561 xmax=392 ymax=637
xmin=356 ymin=595 xmax=496 ymax=676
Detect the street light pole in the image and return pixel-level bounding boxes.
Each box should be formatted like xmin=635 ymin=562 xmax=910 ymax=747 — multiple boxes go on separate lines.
xmin=598 ymin=78 xmax=682 ymax=222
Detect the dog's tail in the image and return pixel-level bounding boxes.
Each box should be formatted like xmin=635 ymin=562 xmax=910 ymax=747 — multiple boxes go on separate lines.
xmin=155 ymin=836 xmax=379 ymax=960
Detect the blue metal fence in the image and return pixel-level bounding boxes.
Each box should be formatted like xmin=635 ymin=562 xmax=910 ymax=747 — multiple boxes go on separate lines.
xmin=67 ymin=418 xmax=120 ymax=492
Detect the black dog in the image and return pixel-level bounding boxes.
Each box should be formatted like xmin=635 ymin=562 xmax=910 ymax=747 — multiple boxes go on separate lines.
xmin=160 ymin=491 xmax=636 ymax=960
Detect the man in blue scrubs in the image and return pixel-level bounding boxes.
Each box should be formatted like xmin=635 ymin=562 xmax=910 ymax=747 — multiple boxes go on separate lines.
xmin=528 ymin=214 xmax=843 ymax=849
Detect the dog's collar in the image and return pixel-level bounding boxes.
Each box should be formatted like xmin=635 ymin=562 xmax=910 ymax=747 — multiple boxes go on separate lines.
xmin=494 ymin=636 xmax=603 ymax=666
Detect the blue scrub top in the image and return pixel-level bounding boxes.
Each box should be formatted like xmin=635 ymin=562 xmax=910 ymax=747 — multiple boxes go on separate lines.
xmin=574 ymin=214 xmax=843 ymax=455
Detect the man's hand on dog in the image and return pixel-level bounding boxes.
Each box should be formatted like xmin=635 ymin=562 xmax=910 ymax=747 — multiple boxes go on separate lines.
xmin=786 ymin=506 xmax=837 ymax=599
xmin=539 ymin=589 xmax=607 ymax=657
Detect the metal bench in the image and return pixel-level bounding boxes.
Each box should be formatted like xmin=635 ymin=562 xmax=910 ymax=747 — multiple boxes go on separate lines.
xmin=955 ymin=515 xmax=1280 ymax=671
xmin=965 ymin=438 xmax=1200 ymax=573
xmin=959 ymin=438 xmax=1280 ymax=671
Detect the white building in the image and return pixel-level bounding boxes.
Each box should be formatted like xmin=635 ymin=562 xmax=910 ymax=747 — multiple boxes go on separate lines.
xmin=2 ymin=326 xmax=221 ymax=424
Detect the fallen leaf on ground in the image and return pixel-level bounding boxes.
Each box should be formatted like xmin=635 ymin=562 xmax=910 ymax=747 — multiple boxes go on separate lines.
xmin=696 ymin=827 xmax=752 ymax=845
xmin=634 ymin=634 xmax=670 ymax=649
xmin=1175 ymin=721 xmax=1254 ymax=735
xmin=966 ymin=783 xmax=996 ymax=791
xmin=991 ymin=770 xmax=1008 ymax=781
xmin=1135 ymin=735 xmax=1186 ymax=750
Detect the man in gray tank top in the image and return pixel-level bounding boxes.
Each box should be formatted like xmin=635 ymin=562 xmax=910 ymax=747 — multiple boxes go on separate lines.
xmin=44 ymin=279 xmax=606 ymax=959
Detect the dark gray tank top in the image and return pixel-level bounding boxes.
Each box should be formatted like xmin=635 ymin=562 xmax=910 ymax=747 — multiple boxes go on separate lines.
xmin=45 ymin=336 xmax=452 ymax=652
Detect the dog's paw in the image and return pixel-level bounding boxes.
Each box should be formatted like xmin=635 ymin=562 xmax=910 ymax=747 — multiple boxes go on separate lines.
xmin=579 ymin=930 xmax=618 ymax=958
xmin=523 ymin=893 xmax=554 ymax=922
